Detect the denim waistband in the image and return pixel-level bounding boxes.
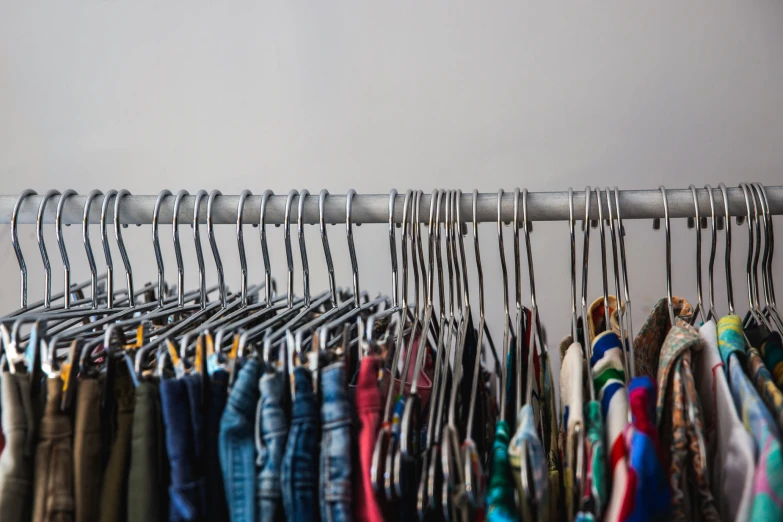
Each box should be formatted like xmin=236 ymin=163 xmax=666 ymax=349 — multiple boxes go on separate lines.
xmin=227 ymin=359 xmax=261 ymax=412
xmin=291 ymin=367 xmax=318 ymax=423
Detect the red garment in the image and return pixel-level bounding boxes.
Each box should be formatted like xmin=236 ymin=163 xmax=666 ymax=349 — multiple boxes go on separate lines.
xmin=355 ymin=356 xmax=385 ymax=522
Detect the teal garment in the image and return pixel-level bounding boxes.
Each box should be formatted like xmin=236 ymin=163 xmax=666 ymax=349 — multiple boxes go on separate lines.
xmin=583 ymin=400 xmax=607 ymax=517
xmin=718 ymin=316 xmax=783 ymax=522
xmin=486 ymin=420 xmax=518 ymax=522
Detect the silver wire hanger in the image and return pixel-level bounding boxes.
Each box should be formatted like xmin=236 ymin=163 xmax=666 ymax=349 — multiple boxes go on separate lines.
xmin=319 ymin=190 xmax=338 ymax=307
xmin=372 ymin=189 xmax=412 ymax=499
xmin=687 ymin=185 xmax=705 ymax=325
xmin=603 ymin=188 xmax=629 ymax=377
xmin=739 ymin=183 xmax=773 ymax=331
xmin=581 ymin=186 xmax=597 ymax=402
xmin=612 ymin=187 xmax=636 ymax=378
xmin=704 ymin=185 xmax=719 ymax=322
xmin=38 ymin=189 xmax=62 ymax=309
xmin=659 ymin=186 xmax=676 ymax=326
xmin=462 ymin=188 xmax=488 ymax=509
xmin=752 ymin=183 xmax=783 ymax=330
xmin=114 ymin=190 xmax=136 ymax=307
xmin=55 ymin=190 xmax=78 ymax=309
xmin=719 ymin=183 xmax=735 ymax=316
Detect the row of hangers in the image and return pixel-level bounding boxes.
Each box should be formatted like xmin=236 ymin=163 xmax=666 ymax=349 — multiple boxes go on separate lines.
xmin=0 ymin=183 xmax=779 ymax=521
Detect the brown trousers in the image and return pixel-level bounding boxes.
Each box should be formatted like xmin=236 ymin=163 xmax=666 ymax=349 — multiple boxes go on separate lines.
xmin=32 ymin=378 xmax=74 ymax=522
xmin=74 ymin=378 xmax=104 ymax=522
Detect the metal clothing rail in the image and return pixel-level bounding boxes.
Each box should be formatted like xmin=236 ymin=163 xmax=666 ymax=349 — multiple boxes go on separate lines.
xmin=1 ymin=186 xmax=782 ymax=225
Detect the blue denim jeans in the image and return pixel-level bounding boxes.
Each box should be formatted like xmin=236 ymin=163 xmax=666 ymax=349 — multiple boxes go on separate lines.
xmin=160 ymin=375 xmax=206 ymax=521
xmin=281 ymin=367 xmax=320 ymax=522
xmin=219 ymin=359 xmax=261 ymax=522
xmin=319 ymin=362 xmax=352 ymax=522
xmin=256 ymin=371 xmax=288 ymax=522
xmin=207 ymin=370 xmax=230 ymax=522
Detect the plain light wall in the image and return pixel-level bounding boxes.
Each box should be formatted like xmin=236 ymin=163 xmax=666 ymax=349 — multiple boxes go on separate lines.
xmin=2 ymin=1 xmax=783 ymax=374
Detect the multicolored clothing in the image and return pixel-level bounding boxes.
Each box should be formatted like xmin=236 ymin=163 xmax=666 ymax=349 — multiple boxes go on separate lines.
xmin=718 ymin=315 xmax=783 ymax=522
xmin=635 ymin=298 xmax=717 ymax=522
xmin=509 ymin=404 xmax=549 ymax=522
xmin=486 ymin=421 xmax=518 ymax=522
xmin=590 ymin=328 xmax=630 ymax=522
xmin=541 ymin=352 xmax=562 ymax=522
xmin=560 ymin=337 xmax=585 ymax=521
xmin=583 ymin=400 xmax=607 ymax=517
xmin=760 ymin=332 xmax=783 ymax=388
xmin=747 ymin=346 xmax=783 ymax=432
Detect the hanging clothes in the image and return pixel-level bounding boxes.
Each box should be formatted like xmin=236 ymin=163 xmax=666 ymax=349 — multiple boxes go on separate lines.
xmin=633 ymin=297 xmax=717 ymax=521
xmin=559 ymin=336 xmax=584 ymax=521
xmin=695 ymin=320 xmax=755 ymax=522
xmin=717 ymin=315 xmax=783 ymax=522
xmin=354 ymin=355 xmax=385 ymax=522
xmin=73 ymin=377 xmax=104 ymax=522
xmin=31 ymin=377 xmax=74 ymax=522
xmin=760 ymin=332 xmax=783 ymax=388
xmin=0 ymin=370 xmax=36 ymax=522
xmin=257 ymin=369 xmax=288 ymax=522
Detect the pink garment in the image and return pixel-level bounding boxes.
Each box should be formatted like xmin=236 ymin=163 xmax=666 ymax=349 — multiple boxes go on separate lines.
xmin=355 ymin=356 xmax=385 ymax=522
xmin=391 ymin=334 xmax=434 ymax=408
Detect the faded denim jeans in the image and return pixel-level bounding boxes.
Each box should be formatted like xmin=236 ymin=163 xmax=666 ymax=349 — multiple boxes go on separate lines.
xmin=319 ymin=362 xmax=352 ymax=522
xmin=219 ymin=360 xmax=260 ymax=522
xmin=256 ymin=371 xmax=288 ymax=522
xmin=281 ymin=367 xmax=320 ymax=522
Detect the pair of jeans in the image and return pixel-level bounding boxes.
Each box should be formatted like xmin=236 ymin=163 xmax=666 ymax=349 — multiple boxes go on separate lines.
xmin=74 ymin=378 xmax=103 ymax=522
xmin=206 ymin=371 xmax=229 ymax=522
xmin=161 ymin=374 xmax=207 ymax=521
xmin=320 ymin=362 xmax=352 ymax=522
xmin=219 ymin=359 xmax=261 ymax=522
xmin=281 ymin=366 xmax=320 ymax=522
xmin=32 ymin=378 xmax=74 ymax=522
xmin=0 ymin=371 xmax=35 ymax=522
xmin=257 ymin=371 xmax=288 ymax=522
xmin=128 ymin=380 xmax=169 ymax=522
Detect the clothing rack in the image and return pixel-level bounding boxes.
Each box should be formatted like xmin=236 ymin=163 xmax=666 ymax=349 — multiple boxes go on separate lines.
xmin=2 ymin=186 xmax=782 ymax=225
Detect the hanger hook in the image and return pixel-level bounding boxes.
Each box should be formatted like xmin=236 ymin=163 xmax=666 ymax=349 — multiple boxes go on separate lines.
xmin=687 ymin=185 xmax=705 ymax=323
xmin=283 ymin=190 xmax=298 ymax=307
xmin=260 ymin=190 xmax=275 ymax=306
xmin=473 ymin=189 xmax=485 ymax=321
xmin=455 ymin=189 xmax=469 ymax=311
xmin=113 ymin=189 xmax=135 ymax=307
xmin=38 ymin=189 xmax=62 ymax=308
xmin=739 ymin=183 xmax=765 ymax=327
xmin=581 ymin=186 xmax=592 ymax=334
xmin=718 ymin=183 xmax=734 ymax=315
xmin=11 ymin=189 xmax=37 ymax=309
xmin=568 ymin=187 xmax=577 ymax=340
xmin=207 ymin=190 xmax=227 ymax=308
xmin=513 ymin=188 xmax=522 ymax=311
xmin=319 ymin=190 xmax=337 ymax=307
xmin=193 ymin=190 xmax=208 ymax=308
xmin=613 ymin=187 xmax=636 ymax=376
xmin=153 ymin=189 xmax=172 ymax=308
xmin=434 ymin=189 xmax=445 ymax=316
xmin=55 ymin=190 xmax=78 ymax=309
xmin=82 ymin=189 xmax=103 ymax=309
xmin=100 ymin=190 xmax=118 ymax=308
xmin=172 ymin=190 xmax=190 ymax=307
xmin=426 ymin=189 xmax=437 ymax=308
xmin=497 ymin=189 xmax=510 ymax=321
xmin=753 ymin=183 xmax=776 ymax=307
xmin=388 ymin=189 xmax=399 ymax=307
xmin=594 ymin=187 xmax=612 ymax=330
xmin=298 ymin=189 xmax=311 ymax=307
xmin=346 ymin=189 xmax=360 ymax=307
xmin=704 ymin=185 xmax=718 ymax=321
xmin=658 ymin=186 xmax=675 ymax=325
xmin=237 ymin=189 xmax=252 ymax=307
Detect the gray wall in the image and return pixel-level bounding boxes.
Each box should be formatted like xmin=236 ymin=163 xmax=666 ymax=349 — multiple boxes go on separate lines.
xmin=2 ymin=1 xmax=783 ymax=371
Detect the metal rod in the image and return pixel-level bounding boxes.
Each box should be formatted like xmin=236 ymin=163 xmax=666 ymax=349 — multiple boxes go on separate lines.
xmin=2 ymin=186 xmax=781 ymax=225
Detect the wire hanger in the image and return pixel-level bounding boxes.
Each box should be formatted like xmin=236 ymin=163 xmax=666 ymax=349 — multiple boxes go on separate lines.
xmin=603 ymin=188 xmax=629 ymax=376
xmin=38 ymin=190 xmax=62 ymax=309
xmin=370 ymin=189 xmax=410 ymax=495
xmin=752 ymin=183 xmax=783 ymax=330
xmin=739 ymin=182 xmax=773 ymax=331
xmin=581 ymin=187 xmax=596 ymax=402
xmin=612 ymin=187 xmax=636 ymax=378
xmin=462 ymin=189 xmax=488 ymax=509
xmin=659 ymin=186 xmax=676 ymax=326
xmin=687 ymin=185 xmax=705 ymax=325
xmin=55 ymin=190 xmax=78 ymax=309
xmin=718 ymin=183 xmax=735 ymax=316
xmin=704 ymin=185 xmax=719 ymax=322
